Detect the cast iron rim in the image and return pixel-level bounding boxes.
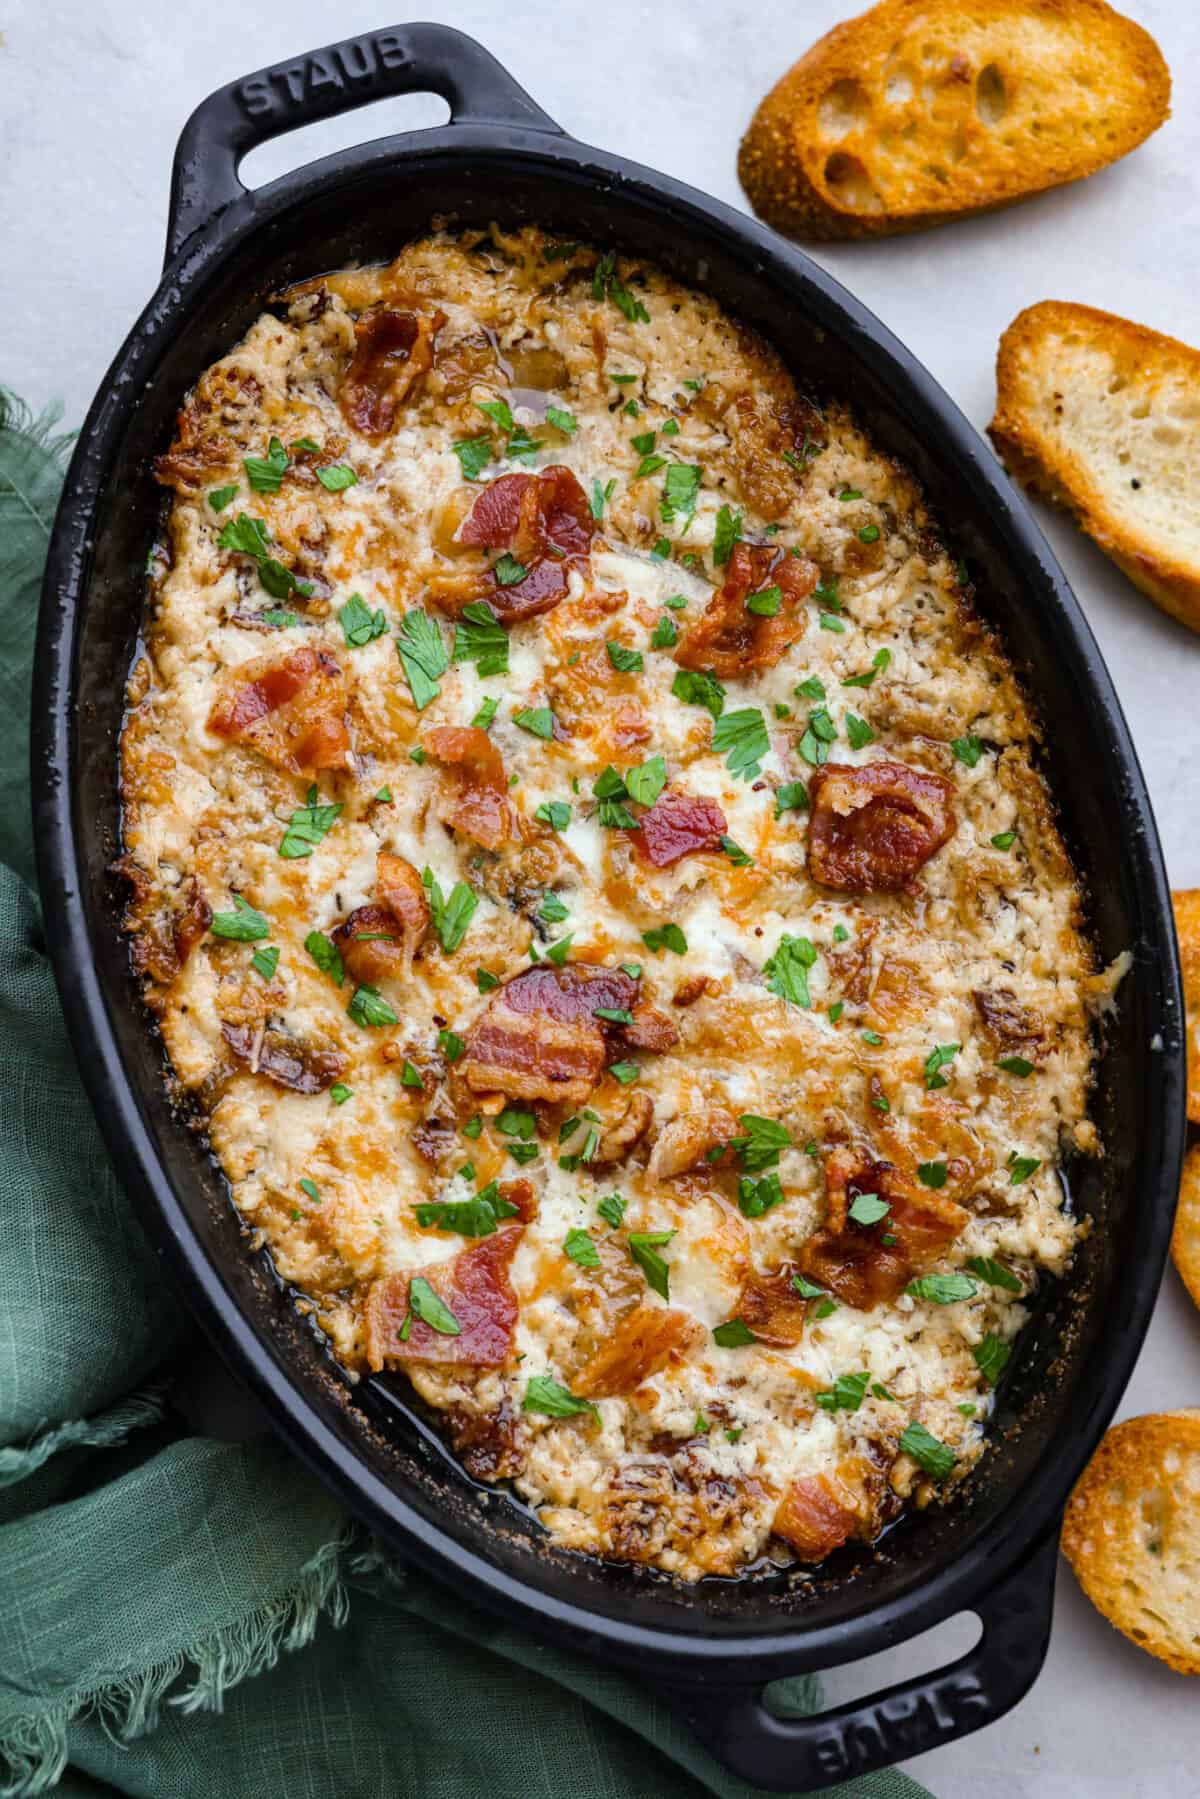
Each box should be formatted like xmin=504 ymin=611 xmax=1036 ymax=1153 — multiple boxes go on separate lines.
xmin=32 ymin=121 xmax=1187 ymax=1680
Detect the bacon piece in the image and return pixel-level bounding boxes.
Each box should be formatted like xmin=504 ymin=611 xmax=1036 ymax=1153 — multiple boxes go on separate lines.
xmin=635 ymin=787 xmax=727 ymax=868
xmin=675 ymin=543 xmax=818 ymax=678
xmin=648 ymin=1108 xmax=739 ymax=1180
xmin=207 ymin=647 xmax=350 ymax=778
xmin=449 ymin=1398 xmax=522 ymax=1481
xmin=592 ymin=1090 xmax=654 ymax=1166
xmin=331 ymin=903 xmax=405 ymax=986
xmin=376 ymin=852 xmax=430 ymax=969
xmin=461 ymin=964 xmax=659 ymax=1108
xmin=422 ymin=724 xmax=511 ymax=849
xmin=221 ymin=1022 xmax=346 ymax=1094
xmin=575 ymin=1304 xmax=697 ymax=1397
xmin=453 ymin=466 xmax=594 ymax=622
xmin=172 ymin=879 xmax=213 ymax=970
xmin=972 ymin=987 xmax=1046 ymax=1063
xmin=797 ymin=1148 xmax=968 ymax=1310
xmin=498 ymin=1177 xmax=538 ymax=1223
xmin=772 ymin=1475 xmax=861 ymax=1561
xmin=738 ymin=1266 xmax=808 ymax=1348
xmin=340 ymin=307 xmax=444 ymax=437
xmin=622 ymin=1004 xmax=680 ymax=1054
xmin=807 ymin=761 xmax=956 ymax=894
xmin=363 ymin=1224 xmax=522 ymax=1370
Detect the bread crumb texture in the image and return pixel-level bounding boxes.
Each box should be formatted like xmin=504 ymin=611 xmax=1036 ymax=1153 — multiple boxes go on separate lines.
xmin=1062 ymin=1410 xmax=1200 ymax=1674
xmin=739 ymin=0 xmax=1169 ymax=241
xmin=991 ymin=302 xmax=1200 ymax=633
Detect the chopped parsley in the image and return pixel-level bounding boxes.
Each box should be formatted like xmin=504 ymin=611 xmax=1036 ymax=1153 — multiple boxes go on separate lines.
xmin=590 ymin=477 xmax=615 ymax=520
xmin=534 ymin=799 xmax=571 ymax=831
xmin=422 ymin=868 xmax=479 ymax=954
xmin=210 ymin=895 xmax=270 ymax=943
xmin=774 ymin=782 xmax=809 ymax=817
xmin=711 ymin=706 xmax=768 ymax=781
xmin=414 ymin=1184 xmax=519 ymax=1237
xmin=966 ymin=1255 xmax=1022 ymax=1293
xmin=906 ymin=1273 xmax=977 ymax=1304
xmin=661 ymin=463 xmax=702 ymax=527
xmin=607 ymin=641 xmax=644 ymax=674
xmin=845 ymin=713 xmax=875 ymax=750
xmin=597 ymin=1192 xmax=626 ymax=1228
xmin=746 ymin=585 xmax=781 ymax=617
xmin=299 ymin=1177 xmax=320 ymax=1204
xmin=815 ymin=1371 xmax=871 ymax=1413
xmin=643 ymin=922 xmax=687 ymax=955
xmin=304 ymin=930 xmax=344 ymax=986
xmin=243 ymin=436 xmax=289 ymax=493
xmin=671 ymin=668 xmax=725 ymax=719
xmin=858 ymin=523 xmax=881 ymax=543
xmin=493 ymin=552 xmax=528 ymax=587
xmin=650 ymin=614 xmax=678 ymax=649
xmin=337 ymin=592 xmax=387 ymax=647
xmin=951 ymin=734 xmax=983 ymax=768
xmin=251 ymin=945 xmax=279 ymax=980
xmin=848 ymin=1192 xmax=889 ymax=1226
xmin=523 ymin=1375 xmax=598 ymax=1421
xmin=843 ymin=648 xmax=892 ymax=688
xmin=924 ymin=1041 xmax=961 ymax=1090
xmin=438 ymin=1028 xmax=465 ymax=1063
xmin=1007 ymin=1153 xmax=1041 ymax=1186
xmin=917 ymin=1161 xmax=949 ymax=1189
xmin=713 ymin=504 xmax=743 ymax=567
xmin=720 ymin=835 xmax=753 ymax=868
xmin=317 ymin=464 xmax=357 ymax=492
xmin=329 ymin=1083 xmax=353 ymax=1105
xmin=471 ymin=695 xmax=499 ymax=730
xmin=278 ymin=786 xmax=343 ymax=860
xmin=737 ymin=1171 xmax=785 ymax=1218
xmin=514 ymin=706 xmax=556 ymax=741
xmin=608 ymin=1061 xmax=640 ymax=1084
xmin=395 ymin=609 xmax=448 ymax=710
xmin=625 ymin=755 xmax=666 ymax=807
xmin=451 ymin=600 xmax=508 ymax=678
xmin=475 ymin=968 xmax=500 ymax=993
xmin=898 ymin=1422 xmax=956 ymax=1481
xmin=545 ymin=405 xmax=578 ymax=436
xmin=733 ymin=1114 xmax=791 ymax=1172
xmin=592 ymin=250 xmax=650 ymax=323
xmin=991 ymin=830 xmax=1017 ymax=851
xmin=764 ymin=934 xmax=817 ymax=1008
xmin=217 ymin=512 xmax=311 ymax=601
xmin=563 ymin=1228 xmax=600 ymax=1269
xmin=408 ymin=1277 xmax=461 ymax=1336
xmin=997 ymin=1055 xmax=1035 ymax=1077
xmin=452 ymin=436 xmax=492 ymax=481
xmin=208 ymin=484 xmax=237 ymax=511
xmin=628 ymin=1229 xmax=675 ymax=1300
xmin=973 ymin=1335 xmax=1011 ymax=1385
xmin=347 ymin=985 xmax=398 ymax=1029
xmin=712 ymin=1319 xmax=756 ymax=1348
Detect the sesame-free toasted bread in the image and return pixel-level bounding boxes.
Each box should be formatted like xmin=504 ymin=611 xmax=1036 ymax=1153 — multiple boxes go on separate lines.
xmin=1062 ymin=1410 xmax=1200 ymax=1674
xmin=1171 ymin=1144 xmax=1200 ymax=1312
xmin=990 ymin=304 xmax=1200 ymax=633
xmin=1172 ymin=891 xmax=1200 ymax=1124
xmin=738 ymin=0 xmax=1170 ymax=241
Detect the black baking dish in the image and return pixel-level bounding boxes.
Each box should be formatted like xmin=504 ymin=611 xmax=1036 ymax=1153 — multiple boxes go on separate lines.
xmin=32 ymin=24 xmax=1186 ymax=1791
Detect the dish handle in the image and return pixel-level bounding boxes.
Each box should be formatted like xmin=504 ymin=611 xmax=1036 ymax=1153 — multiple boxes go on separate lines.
xmin=657 ymin=1531 xmax=1058 ymax=1792
xmin=165 ymin=23 xmax=563 ymax=262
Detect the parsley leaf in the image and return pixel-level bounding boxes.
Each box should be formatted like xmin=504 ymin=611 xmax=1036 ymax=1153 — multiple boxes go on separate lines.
xmin=966 ymin=1255 xmax=1022 ymax=1293
xmin=452 ymin=600 xmax=509 ymax=677
xmin=775 ymin=781 xmax=809 ymax=817
xmin=534 ymin=799 xmax=571 ymax=831
xmin=650 ymin=614 xmax=678 ymax=649
xmin=917 ymin=1161 xmax=948 ymax=1189
xmin=251 ymin=945 xmax=279 ymax=980
xmin=597 ymin=1192 xmax=626 ymax=1228
xmin=712 ymin=1318 xmax=756 ymax=1348
xmin=733 ymin=1114 xmax=791 ymax=1172
xmin=846 ymin=713 xmax=875 ymax=750
xmin=643 ymin=922 xmax=687 ymax=955
xmin=476 ymin=397 xmax=514 ymax=433
xmin=607 ymin=641 xmax=644 ymax=674
xmin=452 ymin=436 xmax=492 ymax=481
xmin=243 ymin=436 xmax=288 ymax=493
xmin=924 ymin=1042 xmax=961 ymax=1090
xmin=952 ymin=735 xmax=983 ymax=768
xmin=592 ymin=250 xmax=650 ymax=323
xmin=347 ymin=985 xmax=397 ymax=1029
xmin=906 ymin=1273 xmax=977 ymax=1304
xmin=737 ymin=1171 xmax=785 ymax=1218
xmin=843 ymin=648 xmax=891 ymax=689
xmin=414 ymin=1185 xmax=519 ymax=1237
xmin=974 ymin=1335 xmax=1011 ymax=1385
xmin=278 ymin=786 xmax=343 ymax=860
xmin=304 ymin=930 xmax=344 ymax=986
xmin=997 ymin=1056 xmax=1035 ymax=1077
xmin=408 ymin=1277 xmax=461 ymax=1336
xmin=422 ymin=868 xmax=479 ymax=955
xmin=711 ymin=706 xmax=768 ymax=781
xmin=815 ymin=1371 xmax=871 ymax=1413
xmin=848 ymin=1192 xmax=890 ymax=1225
xmin=1007 ymin=1153 xmax=1040 ymax=1186
xmin=208 ymin=484 xmax=237 ymax=511
xmin=764 ymin=934 xmax=818 ymax=1008
xmin=514 ymin=706 xmax=556 ymax=741
xmin=338 ymin=592 xmax=387 ymax=647
xmin=396 ymin=609 xmax=448 ymax=710
xmin=545 ymin=406 xmax=578 ymax=436
xmin=899 ymin=1422 xmax=956 ymax=1481
xmin=317 ymin=464 xmax=357 ymax=492
xmin=661 ymin=464 xmax=702 ymax=527
xmin=720 ymin=835 xmax=753 ymax=868
xmin=210 ymin=895 xmax=269 ymax=943
xmin=563 ymin=1228 xmax=600 ymax=1269
xmin=625 ymin=755 xmax=666 ymax=807
xmin=628 ymin=1230 xmax=675 ymax=1300
xmin=713 ymin=504 xmax=743 ymax=567
xmin=493 ymin=552 xmax=528 ymax=587
xmin=671 ymin=668 xmax=725 ymax=720
xmin=523 ymin=1375 xmax=598 ymax=1421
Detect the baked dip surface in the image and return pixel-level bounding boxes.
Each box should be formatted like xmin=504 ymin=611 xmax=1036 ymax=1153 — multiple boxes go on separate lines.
xmin=120 ymin=226 xmax=1113 ymax=1580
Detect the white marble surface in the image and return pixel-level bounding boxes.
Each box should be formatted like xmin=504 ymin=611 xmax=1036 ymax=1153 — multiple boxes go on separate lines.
xmin=2 ymin=1 xmax=1197 ymax=1792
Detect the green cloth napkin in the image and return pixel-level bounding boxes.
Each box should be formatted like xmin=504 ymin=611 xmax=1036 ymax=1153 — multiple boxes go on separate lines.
xmin=0 ymin=391 xmax=932 ymax=1799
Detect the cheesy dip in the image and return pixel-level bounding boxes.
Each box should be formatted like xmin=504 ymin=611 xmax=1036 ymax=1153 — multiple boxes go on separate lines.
xmin=120 ymin=225 xmax=1112 ymax=1581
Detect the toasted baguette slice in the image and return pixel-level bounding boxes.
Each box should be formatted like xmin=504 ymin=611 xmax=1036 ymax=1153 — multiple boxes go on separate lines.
xmin=991 ymin=303 xmax=1200 ymax=633
xmin=738 ymin=0 xmax=1169 ymax=241
xmin=1172 ymin=890 xmax=1200 ymax=1123
xmin=1062 ymin=1410 xmax=1200 ymax=1674
xmin=1171 ymin=1143 xmax=1200 ymax=1311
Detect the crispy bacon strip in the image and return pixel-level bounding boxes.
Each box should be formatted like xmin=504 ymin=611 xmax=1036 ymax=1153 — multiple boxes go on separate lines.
xmin=340 ymin=307 xmax=444 ymax=437
xmin=331 ymin=853 xmax=430 ymax=986
xmin=422 ymin=725 xmax=511 ymax=849
xmin=972 ymin=987 xmax=1046 ymax=1063
xmin=675 ymin=543 xmax=818 ymax=678
xmin=807 ymin=761 xmax=956 ymax=893
xmin=207 ymin=647 xmax=351 ymax=777
xmin=450 ymin=466 xmax=594 ymax=622
xmin=376 ymin=852 xmax=431 ymax=968
xmin=797 ymin=1148 xmax=968 ymax=1310
xmin=738 ymin=1266 xmax=808 ymax=1347
xmin=221 ymin=1023 xmax=346 ymax=1094
xmin=461 ymin=964 xmax=671 ymax=1108
xmin=575 ymin=1304 xmax=697 ymax=1397
xmin=772 ymin=1475 xmax=862 ymax=1561
xmin=364 ymin=1225 xmax=522 ymax=1371
xmin=635 ymin=787 xmax=727 ymax=868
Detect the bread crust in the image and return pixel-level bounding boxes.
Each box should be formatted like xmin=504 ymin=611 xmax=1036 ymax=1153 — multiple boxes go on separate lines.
xmin=738 ymin=0 xmax=1170 ymax=242
xmin=989 ymin=301 xmax=1200 ymax=634
xmin=1171 ymin=1143 xmax=1200 ymax=1312
xmin=1061 ymin=1410 xmax=1200 ymax=1675
xmin=1172 ymin=891 xmax=1200 ymax=1125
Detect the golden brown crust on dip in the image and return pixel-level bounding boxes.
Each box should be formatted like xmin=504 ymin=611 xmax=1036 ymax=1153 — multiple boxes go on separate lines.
xmin=121 ymin=224 xmax=1104 ymax=1581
